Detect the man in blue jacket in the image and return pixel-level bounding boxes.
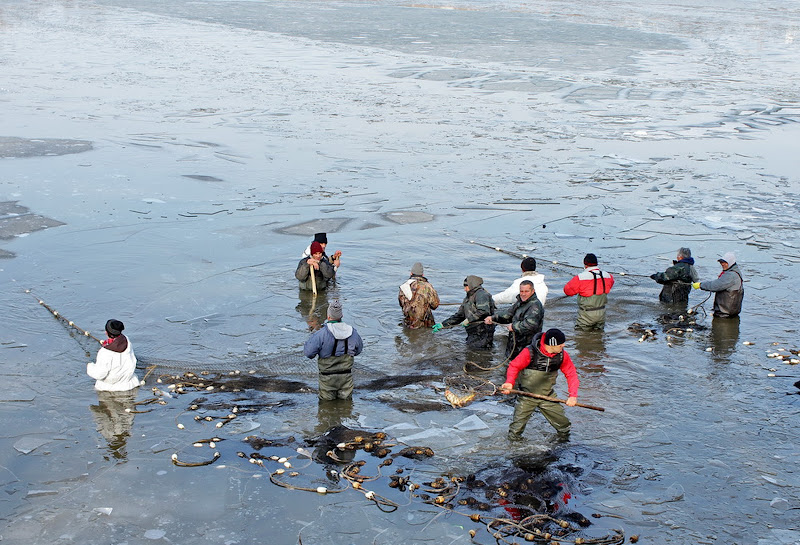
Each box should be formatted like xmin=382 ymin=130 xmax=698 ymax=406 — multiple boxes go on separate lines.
xmin=304 ymin=300 xmax=363 ymax=400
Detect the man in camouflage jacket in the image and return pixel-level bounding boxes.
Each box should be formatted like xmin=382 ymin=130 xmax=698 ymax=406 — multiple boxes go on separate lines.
xmin=398 ymin=262 xmax=440 ymax=329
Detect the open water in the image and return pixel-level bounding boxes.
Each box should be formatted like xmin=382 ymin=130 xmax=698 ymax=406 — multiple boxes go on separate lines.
xmin=1 ymin=0 xmax=799 ymax=544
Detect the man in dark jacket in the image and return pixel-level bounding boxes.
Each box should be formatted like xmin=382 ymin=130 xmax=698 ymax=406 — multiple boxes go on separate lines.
xmin=693 ymin=252 xmax=744 ymax=318
xmin=484 ymin=280 xmax=544 ymax=360
xmin=303 ymin=300 xmax=363 ymax=400
xmin=650 ymin=247 xmax=699 ymax=304
xmin=433 ymin=275 xmax=496 ymax=349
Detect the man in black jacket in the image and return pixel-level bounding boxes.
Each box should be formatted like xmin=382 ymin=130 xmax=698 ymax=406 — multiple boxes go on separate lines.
xmin=485 ymin=280 xmax=544 ymax=360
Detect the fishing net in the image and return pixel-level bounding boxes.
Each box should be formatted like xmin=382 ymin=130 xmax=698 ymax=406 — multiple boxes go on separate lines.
xmin=137 ymin=352 xmax=321 ymax=376
xmin=443 ymin=375 xmax=499 ymax=408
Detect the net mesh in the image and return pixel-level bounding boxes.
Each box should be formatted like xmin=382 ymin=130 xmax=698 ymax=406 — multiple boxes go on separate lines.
xmin=138 ymin=352 xmax=323 ymax=376
xmin=442 ymin=375 xmax=498 ymax=407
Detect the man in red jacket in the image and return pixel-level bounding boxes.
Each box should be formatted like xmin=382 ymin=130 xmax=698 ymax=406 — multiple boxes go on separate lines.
xmin=563 ymin=253 xmax=614 ymax=330
xmin=501 ymin=328 xmax=578 ymax=442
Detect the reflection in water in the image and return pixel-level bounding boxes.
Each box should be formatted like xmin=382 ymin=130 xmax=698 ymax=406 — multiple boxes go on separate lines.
xmin=313 ymin=399 xmax=357 ymax=464
xmin=710 ymin=316 xmax=740 ymax=361
xmin=89 ymin=390 xmax=137 ymax=461
xmin=296 ymin=289 xmax=329 ymax=332
xmin=570 ymin=329 xmax=607 ymax=372
xmin=315 ymin=398 xmax=355 ymax=436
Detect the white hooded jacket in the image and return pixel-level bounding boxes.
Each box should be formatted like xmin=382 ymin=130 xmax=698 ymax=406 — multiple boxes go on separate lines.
xmin=87 ymin=338 xmax=140 ymax=392
xmin=493 ymin=271 xmax=549 ymax=306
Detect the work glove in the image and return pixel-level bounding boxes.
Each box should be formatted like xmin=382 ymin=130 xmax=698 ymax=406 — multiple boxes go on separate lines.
xmin=432 ymin=323 xmax=443 ymax=332
xmin=649 ymin=274 xmax=657 ymax=280
xmin=692 ymin=282 xmax=701 ymax=290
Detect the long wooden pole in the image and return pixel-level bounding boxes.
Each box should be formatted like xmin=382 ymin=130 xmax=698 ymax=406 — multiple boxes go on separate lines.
xmin=506 ymin=388 xmax=605 ymax=412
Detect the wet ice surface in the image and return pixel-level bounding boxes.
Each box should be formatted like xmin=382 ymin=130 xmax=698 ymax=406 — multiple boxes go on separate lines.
xmin=0 ymin=0 xmax=799 ymax=543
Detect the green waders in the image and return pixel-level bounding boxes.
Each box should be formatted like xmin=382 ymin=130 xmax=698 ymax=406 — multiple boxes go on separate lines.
xmin=508 ymin=367 xmax=570 ymax=440
xmin=576 ymin=293 xmax=607 ymax=330
xmin=317 ymin=354 xmax=354 ymax=401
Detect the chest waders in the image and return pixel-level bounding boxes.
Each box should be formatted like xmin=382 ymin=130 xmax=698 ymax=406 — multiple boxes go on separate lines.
xmin=317 ymin=337 xmax=354 ymax=400
xmin=659 ymin=262 xmax=694 ymax=304
xmin=576 ymin=270 xmax=608 ymax=330
xmin=509 ymin=340 xmax=571 ymax=440
xmin=713 ymin=270 xmax=744 ymax=318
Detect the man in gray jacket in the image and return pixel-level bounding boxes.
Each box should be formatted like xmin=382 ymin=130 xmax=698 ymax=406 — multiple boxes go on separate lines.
xmin=303 ymin=300 xmax=363 ymax=400
xmin=693 ymin=252 xmax=744 ymax=318
xmin=433 ymin=275 xmax=496 ymax=349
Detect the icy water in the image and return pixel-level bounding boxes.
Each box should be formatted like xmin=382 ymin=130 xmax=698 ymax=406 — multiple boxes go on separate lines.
xmin=1 ymin=0 xmax=799 ymax=543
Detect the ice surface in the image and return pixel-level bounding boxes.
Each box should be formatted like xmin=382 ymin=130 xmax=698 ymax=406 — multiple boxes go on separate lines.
xmin=453 ymin=414 xmax=489 ymax=431
xmin=13 ymin=436 xmax=51 ymax=454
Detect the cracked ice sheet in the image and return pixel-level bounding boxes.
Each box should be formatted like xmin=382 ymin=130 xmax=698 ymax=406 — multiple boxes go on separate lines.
xmin=396 ymin=428 xmax=468 ymax=448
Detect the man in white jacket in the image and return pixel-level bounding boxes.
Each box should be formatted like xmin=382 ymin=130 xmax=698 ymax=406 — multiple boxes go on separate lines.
xmin=87 ymin=319 xmax=140 ymax=392
xmin=493 ymin=257 xmax=548 ymax=306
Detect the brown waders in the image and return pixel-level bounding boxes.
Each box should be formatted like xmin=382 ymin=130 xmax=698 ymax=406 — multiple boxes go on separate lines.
xmin=508 ymin=367 xmax=570 ymax=440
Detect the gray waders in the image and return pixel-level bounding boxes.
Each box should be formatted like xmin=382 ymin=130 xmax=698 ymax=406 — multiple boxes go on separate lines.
xmin=317 ymin=337 xmax=354 ymax=400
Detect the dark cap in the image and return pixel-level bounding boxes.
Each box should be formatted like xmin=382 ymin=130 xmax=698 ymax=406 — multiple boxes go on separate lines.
xmin=521 ymin=257 xmax=537 ymax=272
xmin=313 ymin=233 xmax=328 ymax=244
xmin=583 ymin=253 xmax=598 ymax=266
xmin=544 ymin=328 xmax=566 ymax=346
xmin=105 ymin=319 xmax=124 ymax=337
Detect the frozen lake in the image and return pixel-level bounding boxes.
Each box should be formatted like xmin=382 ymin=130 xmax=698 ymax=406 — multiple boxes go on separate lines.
xmin=1 ymin=0 xmax=799 ymax=543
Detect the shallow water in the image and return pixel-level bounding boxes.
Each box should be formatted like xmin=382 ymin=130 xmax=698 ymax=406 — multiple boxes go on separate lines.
xmin=1 ymin=0 xmax=799 ymax=543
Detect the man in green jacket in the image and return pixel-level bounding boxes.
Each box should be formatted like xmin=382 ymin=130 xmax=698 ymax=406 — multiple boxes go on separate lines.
xmin=433 ymin=275 xmax=496 ymax=349
xmin=650 ymin=247 xmax=699 ymax=304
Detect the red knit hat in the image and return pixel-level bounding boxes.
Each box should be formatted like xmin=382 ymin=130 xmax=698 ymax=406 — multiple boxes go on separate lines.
xmin=310 ymin=241 xmax=324 ymax=255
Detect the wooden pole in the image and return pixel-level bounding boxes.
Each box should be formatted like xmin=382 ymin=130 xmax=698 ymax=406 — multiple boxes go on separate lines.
xmin=506 ymin=388 xmax=605 ymax=412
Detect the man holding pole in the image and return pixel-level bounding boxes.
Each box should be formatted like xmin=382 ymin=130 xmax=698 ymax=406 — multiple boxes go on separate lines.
xmin=500 ymin=328 xmax=578 ymax=442
xmin=295 ymin=241 xmax=335 ymax=292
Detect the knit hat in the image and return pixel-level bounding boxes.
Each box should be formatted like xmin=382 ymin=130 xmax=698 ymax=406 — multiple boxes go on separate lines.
xmin=544 ymin=328 xmax=566 ymax=346
xmin=583 ymin=253 xmax=598 ymax=266
xmin=310 ymin=241 xmax=324 ymax=255
xmin=314 ymin=233 xmax=328 ymax=244
xmin=521 ymin=257 xmax=537 ymax=272
xmin=105 ymin=319 xmax=124 ymax=337
xmin=718 ymin=252 xmax=736 ymax=265
xmin=464 ymin=275 xmax=483 ymax=290
xmin=411 ymin=262 xmax=424 ymax=276
xmin=328 ymin=300 xmax=343 ymax=321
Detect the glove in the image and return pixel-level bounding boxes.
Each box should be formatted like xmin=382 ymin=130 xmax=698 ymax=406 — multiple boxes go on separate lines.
xmin=692 ymin=282 xmax=701 ymax=290
xmin=432 ymin=323 xmax=443 ymax=332
xmin=649 ymin=274 xmax=658 ymax=280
